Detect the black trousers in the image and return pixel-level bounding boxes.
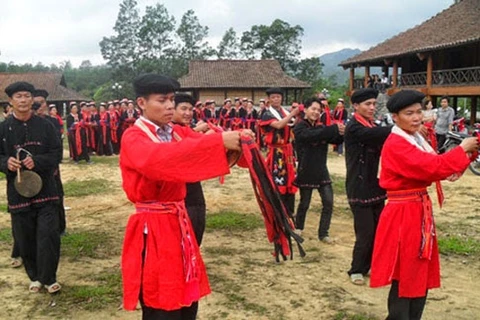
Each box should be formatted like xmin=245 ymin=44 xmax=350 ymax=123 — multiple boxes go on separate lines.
xmin=386 ymin=281 xmax=427 ymax=320
xmin=141 ymin=301 xmax=198 ymax=320
xmin=280 ymin=193 xmax=295 ymax=219
xmin=186 ymin=204 xmax=206 ymax=246
xmin=348 ymin=202 xmax=384 ymax=275
xmin=436 ymin=133 xmax=446 ymax=153
xmin=295 ymin=185 xmax=333 ymax=239
xmin=11 ymin=203 xmax=60 ymax=285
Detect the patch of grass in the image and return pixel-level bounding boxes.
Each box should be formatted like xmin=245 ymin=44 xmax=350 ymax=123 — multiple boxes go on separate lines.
xmin=206 ymin=211 xmax=264 ymax=231
xmin=331 ymin=174 xmax=346 ymax=195
xmin=0 ymin=203 xmax=8 ymax=213
xmin=40 ymin=268 xmax=122 ymax=315
xmin=208 ymin=272 xmax=268 ymax=315
xmin=89 ymin=155 xmax=119 ymax=166
xmin=203 ymin=246 xmax=243 ymax=256
xmin=438 ymin=235 xmax=480 ymax=256
xmin=63 ymin=178 xmax=112 ymax=197
xmin=0 ymin=227 xmax=12 ymax=243
xmin=334 ymin=311 xmax=378 ymax=320
xmin=61 ymin=230 xmax=115 ymax=261
xmin=0 ymin=172 xmax=5 ymax=180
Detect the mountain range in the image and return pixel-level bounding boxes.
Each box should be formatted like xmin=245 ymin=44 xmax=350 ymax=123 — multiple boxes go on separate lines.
xmin=319 ymin=48 xmax=381 ymax=86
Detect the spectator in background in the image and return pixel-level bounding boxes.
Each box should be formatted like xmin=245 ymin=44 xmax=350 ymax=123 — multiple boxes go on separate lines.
xmin=333 ymin=98 xmax=348 ymax=156
xmin=434 ymin=96 xmax=455 ymax=153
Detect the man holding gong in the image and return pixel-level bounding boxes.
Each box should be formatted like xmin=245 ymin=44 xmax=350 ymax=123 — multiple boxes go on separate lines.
xmin=0 ymin=81 xmax=62 ymax=294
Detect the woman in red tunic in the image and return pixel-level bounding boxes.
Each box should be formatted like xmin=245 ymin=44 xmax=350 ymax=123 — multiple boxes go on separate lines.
xmin=120 ymin=74 xmax=242 ymax=320
xmin=370 ymin=90 xmax=479 ymax=319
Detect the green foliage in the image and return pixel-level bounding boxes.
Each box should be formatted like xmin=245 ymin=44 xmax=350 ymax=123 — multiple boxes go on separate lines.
xmin=217 ymin=28 xmax=241 ymax=59
xmin=241 ymin=19 xmax=304 ymax=73
xmin=63 ymin=178 xmax=112 ymax=197
xmin=61 ymin=230 xmax=114 ymax=260
xmin=206 ymin=211 xmax=264 ymax=231
xmin=438 ymin=235 xmax=480 ymax=256
xmin=99 ymin=0 xmax=140 ymax=71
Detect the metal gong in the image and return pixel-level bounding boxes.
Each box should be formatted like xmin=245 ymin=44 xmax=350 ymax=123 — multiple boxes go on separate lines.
xmin=14 ymin=170 xmax=43 ymax=198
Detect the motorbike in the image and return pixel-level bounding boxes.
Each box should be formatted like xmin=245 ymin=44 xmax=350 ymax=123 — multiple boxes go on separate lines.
xmin=438 ymin=121 xmax=480 ymax=176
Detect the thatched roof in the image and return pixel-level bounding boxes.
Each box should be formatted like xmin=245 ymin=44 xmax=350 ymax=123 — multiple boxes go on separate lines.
xmin=179 ymin=60 xmax=310 ymax=89
xmin=340 ymin=0 xmax=480 ymax=67
xmin=0 ymin=72 xmax=88 ymax=102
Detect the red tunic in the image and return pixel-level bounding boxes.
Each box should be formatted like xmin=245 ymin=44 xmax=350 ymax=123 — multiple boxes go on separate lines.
xmin=120 ymin=120 xmax=230 ymax=311
xmin=370 ymin=132 xmax=471 ymax=297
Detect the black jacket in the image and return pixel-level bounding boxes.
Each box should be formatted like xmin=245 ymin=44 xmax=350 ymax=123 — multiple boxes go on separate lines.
xmin=344 ymin=116 xmax=391 ymax=206
xmin=294 ymin=119 xmax=343 ymax=188
xmin=0 ymin=115 xmax=62 ymax=213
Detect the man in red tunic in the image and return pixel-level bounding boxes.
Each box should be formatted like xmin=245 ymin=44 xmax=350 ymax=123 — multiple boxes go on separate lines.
xmin=370 ymin=90 xmax=479 ymax=319
xmin=120 ymin=74 xmax=242 ymax=319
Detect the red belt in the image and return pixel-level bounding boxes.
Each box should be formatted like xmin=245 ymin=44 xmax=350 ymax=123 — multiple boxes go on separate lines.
xmin=135 ymin=201 xmax=199 ymax=283
xmin=387 ymin=188 xmax=435 ymax=260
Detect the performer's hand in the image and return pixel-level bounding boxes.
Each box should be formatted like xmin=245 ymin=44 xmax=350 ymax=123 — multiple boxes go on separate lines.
xmin=22 ymin=156 xmax=35 ymax=170
xmin=290 ymin=106 xmax=300 ymax=117
xmin=446 ymin=173 xmax=461 ymax=182
xmin=222 ymin=131 xmax=241 ymax=151
xmin=241 ymin=129 xmax=255 ymax=139
xmin=460 ymin=136 xmax=479 ymax=153
xmin=194 ymin=121 xmax=209 ymax=133
xmin=7 ymin=157 xmax=22 ymax=172
xmin=337 ymin=123 xmax=346 ymax=136
xmin=418 ymin=125 xmax=428 ymax=139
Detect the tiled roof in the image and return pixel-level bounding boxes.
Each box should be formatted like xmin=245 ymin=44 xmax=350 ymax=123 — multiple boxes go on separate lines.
xmin=0 ymin=72 xmax=88 ymax=102
xmin=179 ymin=60 xmax=310 ymax=89
xmin=340 ymin=0 xmax=480 ymax=66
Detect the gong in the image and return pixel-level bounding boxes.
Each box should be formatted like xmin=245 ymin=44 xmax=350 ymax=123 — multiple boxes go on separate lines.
xmin=14 ymin=170 xmax=43 ymax=198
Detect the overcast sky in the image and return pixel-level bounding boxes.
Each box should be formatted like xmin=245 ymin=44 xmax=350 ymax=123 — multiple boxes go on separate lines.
xmin=0 ymin=0 xmax=454 ymax=67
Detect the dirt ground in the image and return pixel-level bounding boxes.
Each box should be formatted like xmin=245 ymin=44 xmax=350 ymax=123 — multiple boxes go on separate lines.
xmin=0 ymin=151 xmax=479 ymax=320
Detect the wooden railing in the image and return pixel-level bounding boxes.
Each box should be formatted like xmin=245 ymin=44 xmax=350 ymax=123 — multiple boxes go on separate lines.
xmin=399 ymin=72 xmax=427 ymax=86
xmin=353 ymin=79 xmax=365 ymax=89
xmin=432 ymin=66 xmax=480 ymax=86
xmin=352 ymin=66 xmax=480 ymax=89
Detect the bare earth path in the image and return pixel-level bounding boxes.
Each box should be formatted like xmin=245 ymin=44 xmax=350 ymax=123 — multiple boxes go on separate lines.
xmin=0 ymin=152 xmax=478 ymax=320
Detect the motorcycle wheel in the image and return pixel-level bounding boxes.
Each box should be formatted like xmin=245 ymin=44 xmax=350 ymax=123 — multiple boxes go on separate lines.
xmin=469 ymin=159 xmax=480 ymax=176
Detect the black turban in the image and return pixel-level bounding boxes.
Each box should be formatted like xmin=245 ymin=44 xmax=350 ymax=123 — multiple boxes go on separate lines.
xmin=351 ymin=88 xmax=378 ymax=104
xmin=133 ymin=73 xmax=180 ymax=97
xmin=174 ymin=93 xmax=196 ymax=107
xmin=266 ymin=87 xmax=284 ymax=96
xmin=5 ymin=81 xmax=35 ymax=97
xmin=387 ymin=90 xmax=426 ymax=113
xmin=33 ymin=89 xmax=49 ymax=98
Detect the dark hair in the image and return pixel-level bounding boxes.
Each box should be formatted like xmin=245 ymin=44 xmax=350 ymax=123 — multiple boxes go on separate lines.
xmin=303 ymin=97 xmax=323 ymax=109
xmin=440 ymin=96 xmax=450 ymax=102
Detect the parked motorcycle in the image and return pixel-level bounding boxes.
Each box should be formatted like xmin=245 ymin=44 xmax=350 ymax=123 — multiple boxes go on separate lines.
xmin=438 ymin=125 xmax=480 ymax=176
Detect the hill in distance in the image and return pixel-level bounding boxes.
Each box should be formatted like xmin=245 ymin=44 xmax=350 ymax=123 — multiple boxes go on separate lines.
xmin=319 ymin=48 xmax=382 ymax=86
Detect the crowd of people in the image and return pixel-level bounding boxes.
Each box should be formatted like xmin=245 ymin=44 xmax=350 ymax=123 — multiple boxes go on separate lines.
xmin=1 ymin=75 xmax=478 ymax=320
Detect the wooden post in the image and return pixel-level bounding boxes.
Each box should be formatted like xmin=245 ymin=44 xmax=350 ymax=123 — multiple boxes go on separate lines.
xmin=453 ymin=96 xmax=458 ymax=115
xmin=393 ymin=60 xmax=398 ymax=88
xmin=349 ymin=67 xmax=355 ymax=91
xmin=472 ymin=96 xmax=478 ymax=124
xmin=364 ymin=66 xmax=370 ymax=88
xmin=426 ymin=54 xmax=433 ymax=89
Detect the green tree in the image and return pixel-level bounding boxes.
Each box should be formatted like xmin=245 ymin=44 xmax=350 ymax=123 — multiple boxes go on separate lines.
xmin=137 ymin=4 xmax=176 ymax=60
xmin=176 ymin=9 xmax=215 ymax=75
xmin=99 ymin=0 xmax=140 ymax=76
xmin=241 ymin=19 xmax=304 ymax=73
xmin=217 ymin=28 xmax=241 ymax=59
